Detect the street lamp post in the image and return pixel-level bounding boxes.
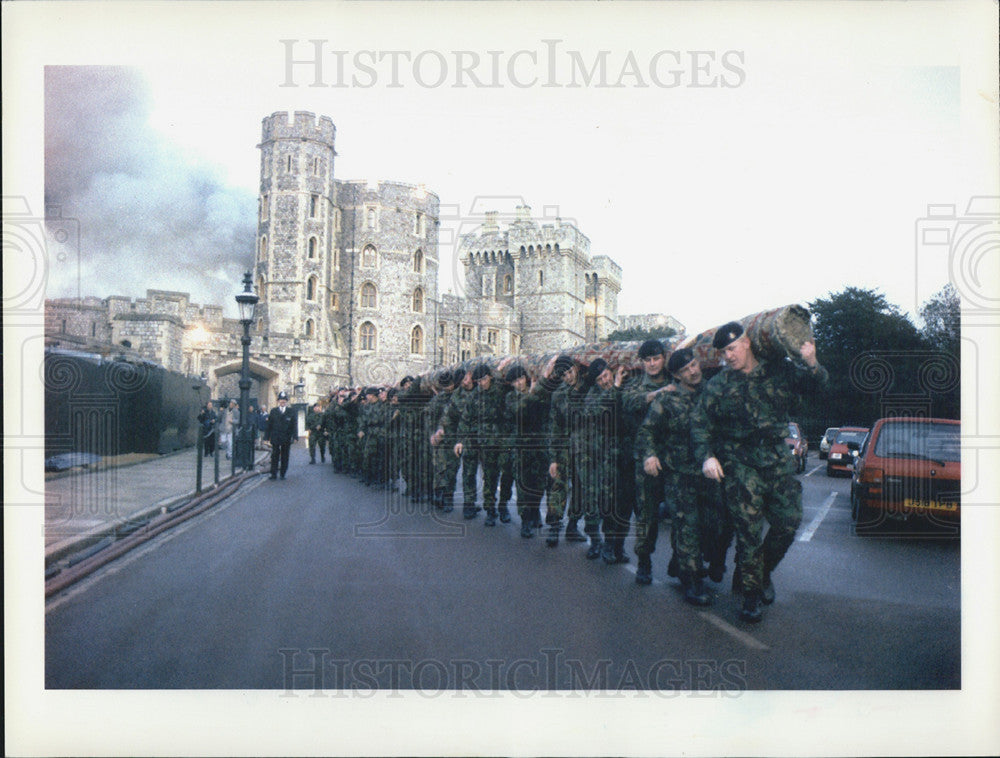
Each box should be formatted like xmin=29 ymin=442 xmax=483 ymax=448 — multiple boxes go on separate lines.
xmin=234 ymin=271 xmax=259 ymax=470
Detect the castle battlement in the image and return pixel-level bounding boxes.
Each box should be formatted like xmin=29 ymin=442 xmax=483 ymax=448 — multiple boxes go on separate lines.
xmin=260 ymin=110 xmax=336 ymax=145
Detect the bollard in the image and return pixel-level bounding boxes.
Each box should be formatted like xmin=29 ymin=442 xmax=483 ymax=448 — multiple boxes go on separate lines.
xmin=195 ymin=430 xmax=203 ymax=494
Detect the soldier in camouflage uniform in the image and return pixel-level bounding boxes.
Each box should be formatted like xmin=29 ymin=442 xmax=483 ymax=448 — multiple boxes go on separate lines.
xmin=621 ymin=339 xmax=671 ymax=584
xmin=445 ymin=369 xmax=480 ymax=519
xmin=638 ymin=347 xmax=728 ymax=606
xmin=357 ymin=388 xmax=381 ymax=486
xmin=547 ymin=356 xmax=587 ymax=543
xmin=428 ymin=372 xmax=458 ymax=513
xmin=454 ymin=363 xmax=508 ymax=526
xmin=503 ymin=363 xmax=557 ymax=540
xmin=692 ymin=322 xmax=828 ymax=622
xmin=578 ymin=359 xmax=630 ymax=562
xmin=306 ymin=401 xmax=328 ymax=464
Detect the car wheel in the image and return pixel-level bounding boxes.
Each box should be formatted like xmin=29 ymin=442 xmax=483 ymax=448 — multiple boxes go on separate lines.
xmin=852 ymin=490 xmax=878 ymax=536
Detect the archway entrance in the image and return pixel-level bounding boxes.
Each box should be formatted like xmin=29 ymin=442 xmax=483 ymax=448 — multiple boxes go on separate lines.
xmin=211 ymin=360 xmax=279 ymax=411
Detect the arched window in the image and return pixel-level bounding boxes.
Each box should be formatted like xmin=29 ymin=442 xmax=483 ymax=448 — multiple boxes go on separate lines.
xmin=306 ymin=276 xmax=318 ymax=301
xmin=310 ymin=194 xmax=319 ymax=218
xmin=413 ymin=249 xmax=423 ymax=273
xmin=257 ymin=276 xmax=265 ymax=302
xmin=367 ymin=208 xmax=376 ymax=229
xmin=259 ymin=235 xmax=267 ymax=258
xmin=361 ymin=282 xmax=377 ymax=308
xmin=410 ymin=325 xmax=423 ymax=355
xmin=362 ymin=245 xmax=377 ymax=268
xmin=412 ymin=287 xmax=424 ymax=313
xmin=308 ymin=237 xmax=318 ymax=259
xmin=304 ymin=319 xmax=314 ymax=337
xmin=503 ymin=274 xmax=513 ymax=294
xmin=538 ymin=270 xmax=544 ymax=287
xmin=360 ymin=321 xmax=376 ymax=351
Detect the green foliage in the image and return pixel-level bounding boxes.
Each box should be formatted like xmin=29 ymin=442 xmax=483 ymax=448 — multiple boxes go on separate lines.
xmin=606 ymin=325 xmax=677 ymax=343
xmin=920 ymin=283 xmax=960 ymax=355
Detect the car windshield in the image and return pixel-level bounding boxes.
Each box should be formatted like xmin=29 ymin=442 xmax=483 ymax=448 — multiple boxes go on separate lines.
xmin=873 ymin=421 xmax=960 ymax=463
xmin=835 ymin=430 xmax=867 ymax=445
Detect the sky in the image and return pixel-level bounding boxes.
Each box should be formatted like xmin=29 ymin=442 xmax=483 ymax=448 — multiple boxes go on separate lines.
xmin=35 ymin=2 xmax=997 ymax=335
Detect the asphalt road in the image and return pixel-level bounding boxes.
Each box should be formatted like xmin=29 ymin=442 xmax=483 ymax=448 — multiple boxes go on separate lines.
xmin=45 ymin=448 xmax=960 ymax=691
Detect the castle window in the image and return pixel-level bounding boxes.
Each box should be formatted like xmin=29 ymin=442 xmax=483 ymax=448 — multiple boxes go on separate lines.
xmin=538 ymin=270 xmax=544 ymax=287
xmin=333 ymin=248 xmax=341 ymax=270
xmin=503 ymin=274 xmax=513 ymax=294
xmin=306 ymin=276 xmax=318 ymax=301
xmin=410 ymin=325 xmax=423 ymax=354
xmin=412 ymin=287 xmax=424 ymax=313
xmin=91 ymin=322 xmax=96 ymax=337
xmin=310 ymin=195 xmax=320 ymax=219
xmin=257 ymin=318 xmax=263 ymax=333
xmin=311 ymin=157 xmax=319 ymax=176
xmin=305 ymin=319 xmax=314 ymax=337
xmin=361 ymin=282 xmax=377 ymax=308
xmin=414 ymin=212 xmax=424 ymax=236
xmin=260 ymin=195 xmax=269 ymax=222
xmin=330 ymin=292 xmax=339 ymax=309
xmin=460 ymin=325 xmax=473 ymax=342
xmin=439 ymin=322 xmax=446 ymax=338
xmin=360 ymin=321 xmax=376 ymax=351
xmin=510 ymin=334 xmax=520 ymax=354
xmin=460 ymin=349 xmax=470 ymax=361
xmin=308 ymin=236 xmax=318 ymax=259
xmin=487 ymin=329 xmax=498 ymax=347
xmin=334 ymin=207 xmax=341 ymax=232
xmin=61 ymin=319 xmax=66 ymax=332
xmin=367 ymin=207 xmax=377 ymax=229
xmin=413 ymin=249 xmax=423 ymax=273
xmin=286 ymin=154 xmax=293 ymax=172
xmin=259 ymin=235 xmax=268 ymax=259
xmin=362 ymin=245 xmax=377 ymax=268
xmin=257 ymin=276 xmax=265 ymax=301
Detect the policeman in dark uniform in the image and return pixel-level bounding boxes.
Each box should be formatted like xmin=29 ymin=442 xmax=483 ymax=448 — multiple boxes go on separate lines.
xmin=265 ymin=391 xmax=298 ymax=480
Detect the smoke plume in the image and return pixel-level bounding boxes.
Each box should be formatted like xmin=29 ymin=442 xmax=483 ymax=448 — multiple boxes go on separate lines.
xmin=45 ymin=66 xmax=255 ymax=314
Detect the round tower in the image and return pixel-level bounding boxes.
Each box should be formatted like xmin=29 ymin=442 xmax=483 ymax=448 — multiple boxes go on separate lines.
xmin=254 ymin=111 xmax=337 ymax=338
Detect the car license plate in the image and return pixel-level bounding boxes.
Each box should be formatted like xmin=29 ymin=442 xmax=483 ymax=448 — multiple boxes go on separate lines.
xmin=903 ymin=498 xmax=958 ymax=513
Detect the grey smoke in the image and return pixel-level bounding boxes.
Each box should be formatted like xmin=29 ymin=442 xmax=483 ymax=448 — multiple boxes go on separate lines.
xmin=45 ymin=66 xmax=255 ymax=314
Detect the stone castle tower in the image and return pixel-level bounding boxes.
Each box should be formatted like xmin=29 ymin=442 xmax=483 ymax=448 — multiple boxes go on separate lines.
xmin=254 ymin=111 xmax=440 ymax=387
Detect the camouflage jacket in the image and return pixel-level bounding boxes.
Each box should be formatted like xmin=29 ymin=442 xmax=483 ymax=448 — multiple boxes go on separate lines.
xmin=637 ymin=383 xmax=703 ymax=476
xmin=547 ymin=381 xmax=588 ymax=464
xmin=582 ymin=383 xmax=624 ymax=459
xmin=427 ymin=391 xmax=453 ymax=443
xmin=504 ymin=382 xmax=553 ymax=446
xmin=457 ymin=381 xmax=509 ymax=447
xmin=441 ymin=386 xmax=475 ymax=440
xmin=621 ymin=371 xmax=670 ymax=461
xmin=691 ymin=358 xmax=828 ymax=470
xmin=305 ymin=409 xmax=325 ymax=435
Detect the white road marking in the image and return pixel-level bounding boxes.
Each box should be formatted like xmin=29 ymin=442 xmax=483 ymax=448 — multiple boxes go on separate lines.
xmin=797 ymin=492 xmax=838 ymax=542
xmin=698 ymin=612 xmax=771 ymax=651
xmin=804 ymin=463 xmax=824 ymax=477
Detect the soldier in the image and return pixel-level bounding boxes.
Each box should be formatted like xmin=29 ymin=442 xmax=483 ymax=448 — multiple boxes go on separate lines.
xmin=306 ymin=401 xmax=327 ymax=464
xmin=692 ymin=322 xmax=828 ymax=622
xmin=265 ymin=391 xmax=298 ymax=480
xmin=547 ymin=356 xmax=587 ymax=544
xmin=454 ymin=364 xmax=507 ymax=526
xmin=579 ymin=359 xmax=630 ymax=563
xmin=639 ymin=347 xmax=728 ymax=605
xmin=357 ymin=387 xmax=382 ymax=486
xmin=622 ymin=339 xmax=671 ymax=584
xmin=504 ymin=362 xmax=557 ymax=540
xmin=429 ymin=371 xmax=459 ymax=513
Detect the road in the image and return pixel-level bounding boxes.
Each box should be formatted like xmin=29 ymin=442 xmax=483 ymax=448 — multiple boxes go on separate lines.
xmin=45 ymin=448 xmax=960 ymax=691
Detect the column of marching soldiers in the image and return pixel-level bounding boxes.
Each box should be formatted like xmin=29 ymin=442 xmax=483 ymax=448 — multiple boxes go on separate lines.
xmin=304 ymin=330 xmax=827 ymax=624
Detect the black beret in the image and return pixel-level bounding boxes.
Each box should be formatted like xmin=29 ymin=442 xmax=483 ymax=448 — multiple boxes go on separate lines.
xmin=667 ymin=347 xmax=696 ymax=375
xmin=400 ymin=375 xmax=415 ymax=386
xmin=712 ymin=321 xmax=744 ymax=350
xmin=387 ymin=387 xmax=398 ymax=399
xmin=638 ymin=339 xmax=666 ymax=359
xmin=553 ymin=355 xmax=576 ymax=376
xmin=471 ymin=364 xmax=492 ymax=382
xmin=505 ymin=364 xmax=528 ymax=383
xmin=436 ymin=369 xmax=454 ymax=387
xmin=586 ymin=358 xmax=610 ymax=384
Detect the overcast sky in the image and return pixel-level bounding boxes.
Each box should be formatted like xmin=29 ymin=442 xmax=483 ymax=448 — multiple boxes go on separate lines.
xmin=35 ymin=2 xmax=997 ymax=335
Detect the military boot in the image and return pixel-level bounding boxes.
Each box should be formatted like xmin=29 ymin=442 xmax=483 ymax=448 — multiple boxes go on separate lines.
xmin=498 ymin=506 xmax=511 ymax=524
xmin=545 ymin=523 xmax=560 ymax=547
xmin=564 ymin=519 xmax=586 ymax=543
xmin=520 ymin=519 xmax=534 ymax=538
xmin=680 ymin=573 xmax=711 ymax=606
xmin=667 ymin=553 xmax=680 ymax=578
xmin=635 ymin=556 xmax=653 ymax=585
xmin=584 ymin=523 xmax=603 ymax=559
xmin=484 ymin=510 xmax=498 ymax=527
xmin=740 ymin=591 xmax=763 ymax=623
xmin=761 ymin=570 xmax=776 ymax=605
xmin=462 ymin=503 xmax=478 ymax=520
xmin=708 ymin=561 xmax=726 ymax=583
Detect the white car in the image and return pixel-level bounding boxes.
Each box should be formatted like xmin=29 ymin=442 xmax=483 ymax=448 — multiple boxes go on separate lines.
xmin=819 ymin=427 xmax=839 ymax=460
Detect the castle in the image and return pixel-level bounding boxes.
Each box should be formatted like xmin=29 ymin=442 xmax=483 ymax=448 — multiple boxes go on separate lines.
xmin=46 ymin=111 xmax=630 ymax=404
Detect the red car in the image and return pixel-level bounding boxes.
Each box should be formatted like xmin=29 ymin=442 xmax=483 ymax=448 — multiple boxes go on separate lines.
xmin=785 ymin=422 xmax=808 ymax=473
xmin=850 ymin=417 xmax=960 ymax=534
xmin=826 ymin=427 xmax=869 ymax=477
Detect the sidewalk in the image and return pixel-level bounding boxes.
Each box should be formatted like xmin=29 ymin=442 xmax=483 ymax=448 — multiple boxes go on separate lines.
xmin=44 ymin=446 xmax=270 ymax=566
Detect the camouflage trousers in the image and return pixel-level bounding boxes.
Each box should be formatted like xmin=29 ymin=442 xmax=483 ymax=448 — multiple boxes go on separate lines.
xmin=497 ymin=449 xmax=516 ymax=510
xmin=666 ymin=471 xmax=729 ymax=576
xmin=579 ymin=446 xmax=632 ymax=543
xmin=308 ymin=432 xmax=327 ymax=462
xmin=633 ymin=464 xmax=664 ymax=559
xmin=722 ymin=461 xmax=802 ymax=595
xmin=514 ymin=452 xmax=547 ymax=524
xmin=461 ymin=446 xmax=500 ymax=513
xmin=547 ymin=453 xmax=583 ymax=522
xmin=432 ymin=440 xmax=460 ymax=505
xmin=362 ymin=435 xmax=387 ymax=484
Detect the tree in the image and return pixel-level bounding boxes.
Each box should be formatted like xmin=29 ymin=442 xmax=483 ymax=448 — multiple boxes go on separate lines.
xmin=920 ymin=283 xmax=960 ymax=355
xmin=605 ymin=325 xmax=677 ymax=343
